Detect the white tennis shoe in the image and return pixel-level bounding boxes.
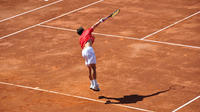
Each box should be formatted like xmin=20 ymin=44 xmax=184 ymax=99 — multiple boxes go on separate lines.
xmin=90 ymin=84 xmax=100 ymax=91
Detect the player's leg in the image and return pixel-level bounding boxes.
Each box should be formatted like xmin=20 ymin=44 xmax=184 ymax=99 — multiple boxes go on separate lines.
xmin=87 ymin=65 xmax=94 ymax=89
xmin=82 ymin=48 xmax=94 ymax=89
xmin=83 ymin=47 xmax=99 ymax=91
xmin=90 ymin=64 xmax=100 ymax=91
xmin=88 ymin=65 xmax=92 ymax=80
xmin=90 ymin=64 xmax=96 ymax=79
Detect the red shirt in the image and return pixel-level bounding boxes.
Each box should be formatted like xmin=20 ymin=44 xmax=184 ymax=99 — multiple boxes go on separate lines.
xmin=79 ymin=28 xmax=95 ymax=49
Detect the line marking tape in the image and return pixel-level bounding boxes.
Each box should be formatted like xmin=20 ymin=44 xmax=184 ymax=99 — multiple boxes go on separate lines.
xmin=0 ymin=0 xmax=104 ymax=40
xmin=172 ymin=95 xmax=200 ymax=112
xmin=0 ymin=0 xmax=63 ymax=23
xmin=0 ymin=81 xmax=153 ymax=112
xmin=140 ymin=11 xmax=200 ymax=40
xmin=38 ymin=24 xmax=200 ymax=49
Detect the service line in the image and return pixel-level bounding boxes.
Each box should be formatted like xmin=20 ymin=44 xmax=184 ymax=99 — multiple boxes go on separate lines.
xmin=0 ymin=0 xmax=63 ymax=23
xmin=140 ymin=11 xmax=200 ymax=40
xmin=172 ymin=95 xmax=200 ymax=112
xmin=0 ymin=81 xmax=153 ymax=112
xmin=38 ymin=24 xmax=200 ymax=49
xmin=0 ymin=0 xmax=104 ymax=40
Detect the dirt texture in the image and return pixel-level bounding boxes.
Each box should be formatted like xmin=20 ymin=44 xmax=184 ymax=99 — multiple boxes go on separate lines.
xmin=0 ymin=0 xmax=200 ymax=112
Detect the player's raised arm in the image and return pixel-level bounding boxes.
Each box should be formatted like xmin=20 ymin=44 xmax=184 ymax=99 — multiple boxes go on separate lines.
xmin=91 ymin=9 xmax=120 ymax=30
xmin=91 ymin=18 xmax=105 ymax=30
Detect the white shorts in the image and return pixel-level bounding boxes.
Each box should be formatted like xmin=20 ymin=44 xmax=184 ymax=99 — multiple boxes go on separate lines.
xmin=82 ymin=47 xmax=96 ymax=65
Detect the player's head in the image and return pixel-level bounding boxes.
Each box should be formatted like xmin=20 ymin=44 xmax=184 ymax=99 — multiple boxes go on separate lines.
xmin=77 ymin=27 xmax=84 ymax=35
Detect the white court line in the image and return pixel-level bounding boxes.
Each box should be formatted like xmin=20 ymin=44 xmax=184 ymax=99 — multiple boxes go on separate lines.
xmin=38 ymin=25 xmax=200 ymax=49
xmin=0 ymin=0 xmax=63 ymax=23
xmin=172 ymin=95 xmax=200 ymax=112
xmin=140 ymin=11 xmax=200 ymax=40
xmin=0 ymin=0 xmax=104 ymax=40
xmin=39 ymin=24 xmax=140 ymax=40
xmin=0 ymin=81 xmax=154 ymax=112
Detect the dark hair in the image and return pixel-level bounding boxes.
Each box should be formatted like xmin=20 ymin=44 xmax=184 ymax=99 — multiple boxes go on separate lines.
xmin=77 ymin=27 xmax=84 ymax=35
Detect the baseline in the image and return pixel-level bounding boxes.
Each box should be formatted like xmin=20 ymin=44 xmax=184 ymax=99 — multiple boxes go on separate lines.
xmin=0 ymin=81 xmax=154 ymax=112
xmin=140 ymin=10 xmax=200 ymax=40
xmin=0 ymin=0 xmax=63 ymax=23
xmin=0 ymin=0 xmax=104 ymax=40
xmin=38 ymin=24 xmax=200 ymax=49
xmin=172 ymin=95 xmax=200 ymax=112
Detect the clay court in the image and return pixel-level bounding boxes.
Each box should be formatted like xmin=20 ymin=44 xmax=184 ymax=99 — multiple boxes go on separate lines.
xmin=0 ymin=0 xmax=200 ymax=112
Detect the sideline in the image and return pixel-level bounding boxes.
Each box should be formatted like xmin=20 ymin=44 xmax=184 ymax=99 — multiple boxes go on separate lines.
xmin=0 ymin=0 xmax=63 ymax=23
xmin=172 ymin=95 xmax=200 ymax=112
xmin=0 ymin=0 xmax=104 ymax=40
xmin=140 ymin=11 xmax=200 ymax=40
xmin=0 ymin=81 xmax=154 ymax=112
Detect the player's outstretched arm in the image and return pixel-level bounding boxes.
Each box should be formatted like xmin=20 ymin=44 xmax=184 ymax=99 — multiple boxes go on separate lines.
xmin=91 ymin=18 xmax=106 ymax=30
xmin=91 ymin=9 xmax=120 ymax=30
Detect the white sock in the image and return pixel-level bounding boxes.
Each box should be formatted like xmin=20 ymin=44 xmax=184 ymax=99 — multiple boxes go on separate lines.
xmin=90 ymin=80 xmax=94 ymax=87
xmin=92 ymin=80 xmax=98 ymax=87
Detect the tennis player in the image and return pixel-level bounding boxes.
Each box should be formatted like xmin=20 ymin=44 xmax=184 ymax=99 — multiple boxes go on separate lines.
xmin=77 ymin=18 xmax=105 ymax=91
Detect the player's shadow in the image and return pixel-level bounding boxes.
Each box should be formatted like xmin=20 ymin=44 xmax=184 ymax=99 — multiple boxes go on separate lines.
xmin=98 ymin=88 xmax=171 ymax=104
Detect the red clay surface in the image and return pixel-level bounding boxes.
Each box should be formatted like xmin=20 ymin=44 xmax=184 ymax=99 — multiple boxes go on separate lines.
xmin=0 ymin=0 xmax=200 ymax=112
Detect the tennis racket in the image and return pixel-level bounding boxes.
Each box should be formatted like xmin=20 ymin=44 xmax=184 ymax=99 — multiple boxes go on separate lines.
xmin=102 ymin=9 xmax=120 ymax=21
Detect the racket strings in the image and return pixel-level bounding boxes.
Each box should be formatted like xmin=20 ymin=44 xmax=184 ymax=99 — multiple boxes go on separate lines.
xmin=111 ymin=9 xmax=120 ymax=17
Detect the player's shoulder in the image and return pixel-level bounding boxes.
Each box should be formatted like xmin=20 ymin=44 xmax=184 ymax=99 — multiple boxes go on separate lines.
xmin=88 ymin=27 xmax=94 ymax=31
xmin=83 ymin=28 xmax=94 ymax=34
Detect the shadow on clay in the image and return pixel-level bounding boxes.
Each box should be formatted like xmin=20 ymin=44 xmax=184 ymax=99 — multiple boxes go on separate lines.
xmin=98 ymin=87 xmax=172 ymax=104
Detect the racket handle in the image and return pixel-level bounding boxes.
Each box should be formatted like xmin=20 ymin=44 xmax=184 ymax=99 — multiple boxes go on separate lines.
xmin=101 ymin=16 xmax=109 ymax=22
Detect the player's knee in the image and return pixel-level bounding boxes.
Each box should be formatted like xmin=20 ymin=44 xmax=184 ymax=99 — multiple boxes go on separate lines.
xmin=91 ymin=64 xmax=96 ymax=69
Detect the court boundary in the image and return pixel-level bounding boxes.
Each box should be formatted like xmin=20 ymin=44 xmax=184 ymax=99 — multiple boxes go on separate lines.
xmin=172 ymin=95 xmax=200 ymax=112
xmin=140 ymin=10 xmax=200 ymax=40
xmin=0 ymin=0 xmax=104 ymax=40
xmin=0 ymin=0 xmax=63 ymax=23
xmin=38 ymin=24 xmax=200 ymax=49
xmin=0 ymin=81 xmax=154 ymax=112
